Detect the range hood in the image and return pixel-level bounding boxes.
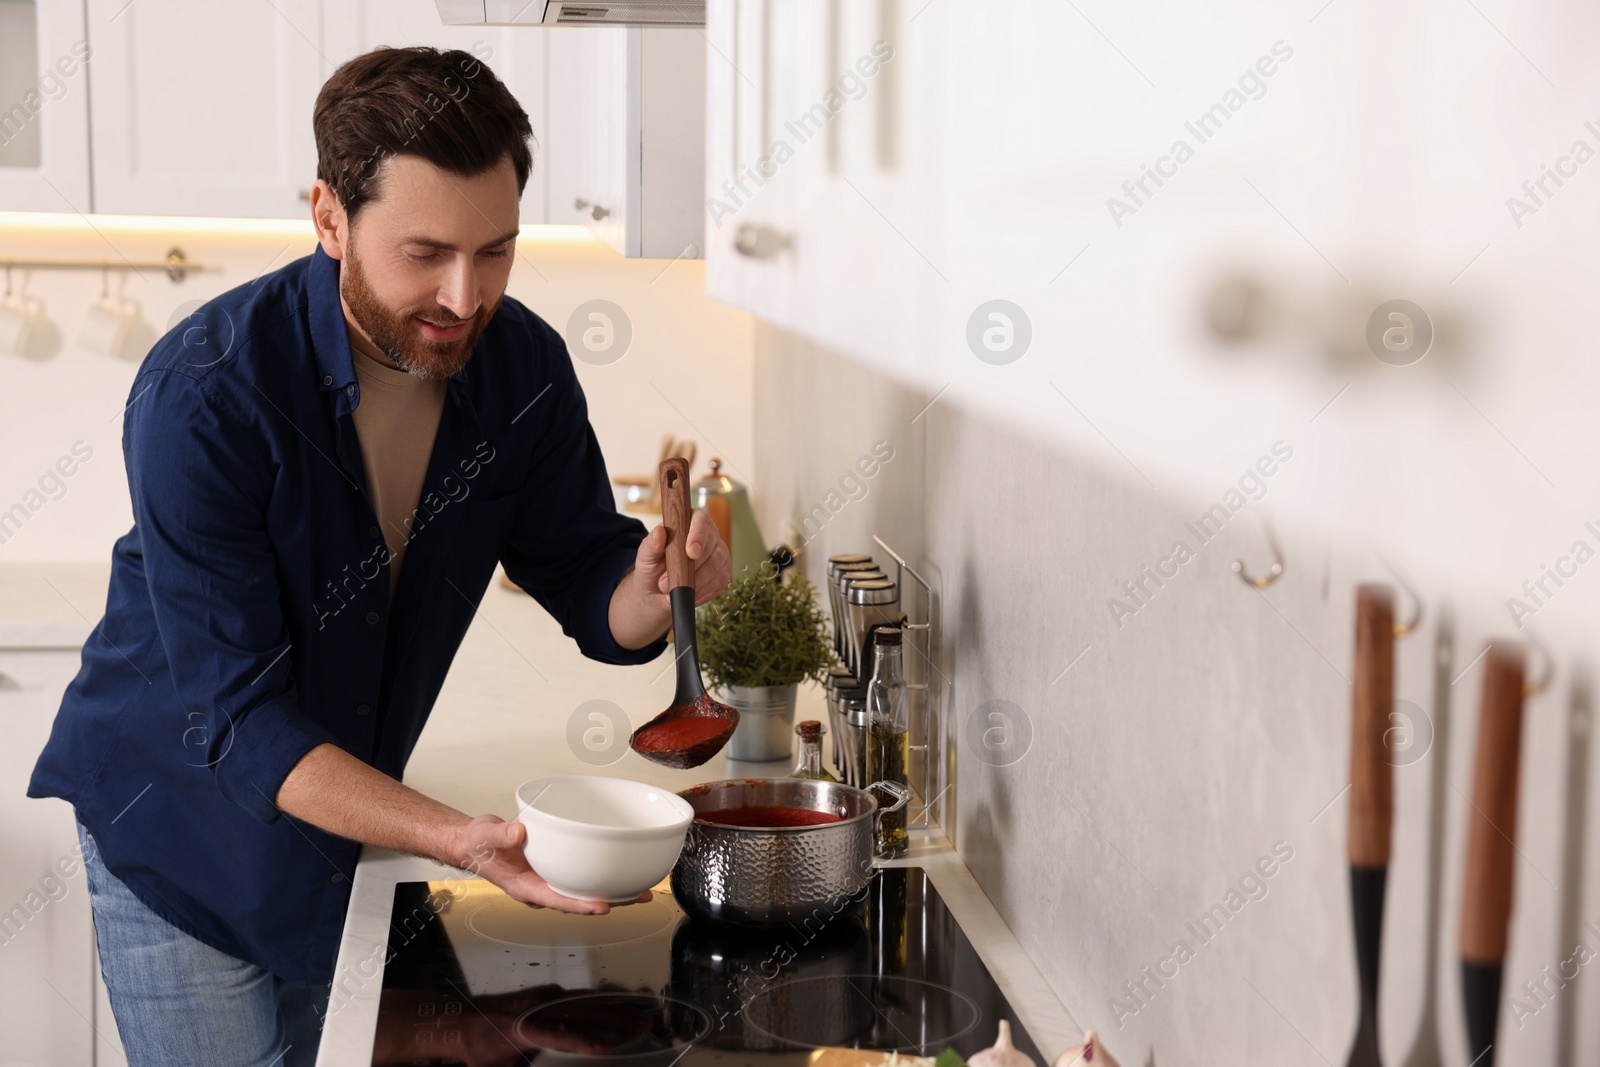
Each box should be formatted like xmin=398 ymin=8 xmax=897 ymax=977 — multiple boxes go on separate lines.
xmin=435 ymin=0 xmax=703 ymax=25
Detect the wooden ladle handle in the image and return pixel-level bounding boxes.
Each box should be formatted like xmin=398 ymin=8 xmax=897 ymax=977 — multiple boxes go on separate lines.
xmin=659 ymin=457 xmax=692 ymax=591
xmin=1460 ymin=642 xmax=1526 ymax=965
xmin=1349 ymin=584 xmax=1396 ymax=868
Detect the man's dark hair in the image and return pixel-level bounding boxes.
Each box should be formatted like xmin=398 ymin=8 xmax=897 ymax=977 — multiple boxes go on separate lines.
xmin=313 ymin=46 xmax=535 ymax=220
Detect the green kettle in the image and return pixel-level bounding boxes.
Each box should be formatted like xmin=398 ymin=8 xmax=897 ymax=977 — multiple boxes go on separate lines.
xmin=691 ymin=458 xmax=768 ymax=581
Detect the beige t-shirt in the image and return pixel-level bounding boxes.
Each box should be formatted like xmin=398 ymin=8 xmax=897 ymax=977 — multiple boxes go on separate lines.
xmin=349 ymin=345 xmax=448 ymax=601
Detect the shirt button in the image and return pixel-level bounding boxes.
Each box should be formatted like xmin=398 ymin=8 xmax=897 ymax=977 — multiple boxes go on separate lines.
xmin=368 ymin=525 xmax=380 ymax=538
xmin=330 ymin=872 xmax=345 ymax=884
xmin=356 ymin=703 xmax=371 ymax=716
xmin=322 ymin=375 xmax=333 ymax=386
xmin=346 ymin=384 xmax=356 ymax=397
xmin=365 ymin=611 xmax=380 ymax=625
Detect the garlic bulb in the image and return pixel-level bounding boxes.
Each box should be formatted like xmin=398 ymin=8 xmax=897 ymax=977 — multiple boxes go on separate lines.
xmin=1054 ymin=1030 xmax=1119 ymax=1067
xmin=968 ymin=1020 xmax=1036 ymax=1067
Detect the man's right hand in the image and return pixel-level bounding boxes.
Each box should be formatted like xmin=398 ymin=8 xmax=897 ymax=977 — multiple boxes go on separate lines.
xmin=449 ymin=814 xmax=652 ymax=913
xmin=276 ymin=744 xmax=648 ymax=914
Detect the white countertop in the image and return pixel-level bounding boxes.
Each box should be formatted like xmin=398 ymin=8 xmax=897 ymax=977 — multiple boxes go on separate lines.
xmin=0 ymin=562 xmax=112 ymax=649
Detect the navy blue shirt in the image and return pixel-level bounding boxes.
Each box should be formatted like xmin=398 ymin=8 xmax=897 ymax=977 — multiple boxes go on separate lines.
xmin=27 ymin=245 xmax=667 ymax=984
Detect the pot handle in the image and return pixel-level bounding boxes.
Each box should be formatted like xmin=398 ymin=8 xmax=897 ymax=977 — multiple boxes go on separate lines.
xmin=866 ymin=780 xmax=913 ymax=829
xmin=682 ymin=821 xmax=700 ymax=856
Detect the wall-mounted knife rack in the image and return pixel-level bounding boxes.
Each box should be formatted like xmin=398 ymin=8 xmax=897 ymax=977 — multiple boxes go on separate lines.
xmin=871 ymin=534 xmax=941 ymax=833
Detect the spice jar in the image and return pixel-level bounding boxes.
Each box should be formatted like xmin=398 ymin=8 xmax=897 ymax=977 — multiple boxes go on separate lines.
xmin=828 ymin=558 xmax=879 ymax=660
xmin=846 ymin=580 xmax=899 ymax=679
xmin=839 ymin=685 xmax=869 ymax=788
xmin=824 ymin=666 xmax=856 ymax=779
xmin=839 ymin=571 xmax=889 ymax=672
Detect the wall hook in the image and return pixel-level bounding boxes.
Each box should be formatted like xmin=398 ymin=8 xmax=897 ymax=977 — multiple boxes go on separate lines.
xmin=1231 ymin=525 xmax=1284 ymax=588
xmin=1375 ymin=554 xmax=1423 ymax=637
xmin=1524 ymin=638 xmax=1553 ymax=698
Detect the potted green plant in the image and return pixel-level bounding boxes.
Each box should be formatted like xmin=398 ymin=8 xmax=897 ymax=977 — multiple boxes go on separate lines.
xmin=696 ymin=560 xmax=835 ymax=761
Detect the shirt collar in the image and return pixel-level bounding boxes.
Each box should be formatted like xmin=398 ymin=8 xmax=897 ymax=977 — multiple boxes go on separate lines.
xmin=308 ymin=245 xmax=359 ymax=413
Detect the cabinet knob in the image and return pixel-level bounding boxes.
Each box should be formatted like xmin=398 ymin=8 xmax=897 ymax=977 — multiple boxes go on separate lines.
xmin=297 ymin=188 xmax=312 ymax=202
xmin=574 ymin=197 xmax=590 ymax=211
xmin=590 ymin=204 xmax=611 ymax=221
xmin=733 ymin=223 xmax=793 ymax=260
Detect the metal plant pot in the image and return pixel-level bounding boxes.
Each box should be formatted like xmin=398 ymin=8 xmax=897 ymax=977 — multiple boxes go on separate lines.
xmin=670 ymin=778 xmax=911 ymax=928
xmin=721 ymin=684 xmax=797 ymax=762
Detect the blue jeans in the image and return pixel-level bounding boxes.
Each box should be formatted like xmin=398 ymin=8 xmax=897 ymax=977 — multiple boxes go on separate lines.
xmin=78 ymin=820 xmax=330 ymax=1067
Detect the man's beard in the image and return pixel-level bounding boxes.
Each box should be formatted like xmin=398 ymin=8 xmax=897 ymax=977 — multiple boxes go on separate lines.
xmin=341 ymin=248 xmax=497 ymax=380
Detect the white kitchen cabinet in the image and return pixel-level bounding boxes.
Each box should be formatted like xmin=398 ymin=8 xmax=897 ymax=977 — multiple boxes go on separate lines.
xmin=77 ymin=0 xmax=700 ymax=244
xmin=0 ymin=0 xmax=93 ymax=213
xmin=0 ymin=648 xmax=113 ymax=1065
xmin=706 ymin=1 xmax=1600 ymax=638
xmin=84 ymin=0 xmax=552 ymax=222
xmin=320 ymin=0 xmax=552 ymax=226
xmin=84 ymin=0 xmax=323 ymax=218
xmin=545 ymin=25 xmax=704 ymax=257
xmin=704 ymin=0 xmax=938 ymax=356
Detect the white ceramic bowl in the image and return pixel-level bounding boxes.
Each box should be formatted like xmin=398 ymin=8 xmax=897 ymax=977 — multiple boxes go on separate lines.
xmin=514 ymin=775 xmax=695 ymax=903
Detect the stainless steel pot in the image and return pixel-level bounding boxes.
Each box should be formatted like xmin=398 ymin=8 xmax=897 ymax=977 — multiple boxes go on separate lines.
xmin=670 ymin=778 xmax=911 ymax=927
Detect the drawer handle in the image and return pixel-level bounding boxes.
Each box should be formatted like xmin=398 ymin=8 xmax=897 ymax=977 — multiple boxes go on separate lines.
xmin=590 ymin=204 xmax=611 ymax=221
xmin=733 ymin=223 xmax=792 ymax=260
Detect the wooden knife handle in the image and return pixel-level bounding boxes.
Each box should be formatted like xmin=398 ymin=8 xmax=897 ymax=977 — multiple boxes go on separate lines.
xmin=1460 ymin=642 xmax=1526 ymax=965
xmin=1349 ymin=584 xmax=1396 ymax=868
xmin=659 ymin=457 xmax=693 ymax=590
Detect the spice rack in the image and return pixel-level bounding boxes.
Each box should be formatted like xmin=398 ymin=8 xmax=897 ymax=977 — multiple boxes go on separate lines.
xmin=871 ymin=535 xmax=941 ymax=833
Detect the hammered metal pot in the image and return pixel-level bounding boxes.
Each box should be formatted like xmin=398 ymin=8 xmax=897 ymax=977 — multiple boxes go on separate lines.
xmin=670 ymin=778 xmax=910 ymax=927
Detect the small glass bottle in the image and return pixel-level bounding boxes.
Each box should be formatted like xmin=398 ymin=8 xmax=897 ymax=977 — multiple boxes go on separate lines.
xmin=790 ymin=720 xmax=838 ymax=781
xmin=867 ymin=625 xmax=910 ymax=858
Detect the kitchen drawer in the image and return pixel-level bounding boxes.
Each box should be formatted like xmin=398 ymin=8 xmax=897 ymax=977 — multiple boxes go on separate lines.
xmin=0 ymin=648 xmax=107 ymax=1065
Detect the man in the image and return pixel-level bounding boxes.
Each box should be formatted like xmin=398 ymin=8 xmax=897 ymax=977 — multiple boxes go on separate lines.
xmin=26 ymin=46 xmax=729 ymax=1067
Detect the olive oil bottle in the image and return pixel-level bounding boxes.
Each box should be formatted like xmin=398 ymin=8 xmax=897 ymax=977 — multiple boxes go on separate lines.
xmin=866 ymin=625 xmax=909 ymax=858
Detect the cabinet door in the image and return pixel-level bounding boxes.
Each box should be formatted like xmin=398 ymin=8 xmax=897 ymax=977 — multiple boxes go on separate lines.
xmin=707 ymin=0 xmax=928 ymax=335
xmin=0 ymin=650 xmax=100 ymax=1065
xmin=0 ymin=0 xmax=92 ymax=212
xmin=546 ymin=25 xmax=633 ymax=252
xmin=320 ymin=0 xmax=551 ymax=225
xmin=85 ymin=0 xmax=323 ymax=218
xmin=635 ymin=26 xmax=705 ymax=258
xmin=704 ymin=0 xmax=792 ymax=308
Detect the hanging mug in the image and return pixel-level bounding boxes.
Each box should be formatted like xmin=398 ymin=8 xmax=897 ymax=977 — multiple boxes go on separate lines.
xmin=0 ymin=289 xmax=44 ymax=357
xmin=79 ymin=292 xmax=142 ymax=358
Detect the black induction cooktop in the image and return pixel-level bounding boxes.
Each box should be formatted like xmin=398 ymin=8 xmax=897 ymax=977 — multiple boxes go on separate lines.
xmin=369 ymin=867 xmax=1042 ymax=1066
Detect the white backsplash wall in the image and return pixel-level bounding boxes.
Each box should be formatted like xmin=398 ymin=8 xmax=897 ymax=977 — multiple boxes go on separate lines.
xmin=0 ymin=217 xmax=753 ymax=560
xmin=751 ymin=322 xmax=1600 ymax=1066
